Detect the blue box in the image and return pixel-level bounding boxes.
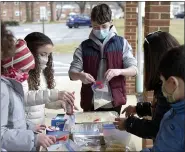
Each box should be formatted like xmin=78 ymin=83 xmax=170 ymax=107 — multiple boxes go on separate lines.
xmin=51 ymin=119 xmax=66 ymax=131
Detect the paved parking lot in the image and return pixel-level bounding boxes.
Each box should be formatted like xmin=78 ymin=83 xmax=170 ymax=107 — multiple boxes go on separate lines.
xmin=8 ymin=23 xmax=92 ymax=44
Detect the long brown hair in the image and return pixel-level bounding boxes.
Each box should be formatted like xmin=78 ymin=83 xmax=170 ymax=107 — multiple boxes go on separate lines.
xmin=144 ymin=32 xmax=180 ymax=91
xmin=24 ymin=32 xmax=55 ymax=90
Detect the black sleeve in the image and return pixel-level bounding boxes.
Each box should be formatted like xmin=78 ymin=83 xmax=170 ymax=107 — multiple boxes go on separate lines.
xmin=136 ymin=102 xmax=152 ymax=117
xmin=124 ymin=116 xmax=159 ymax=139
xmin=125 ymin=89 xmax=171 ymax=139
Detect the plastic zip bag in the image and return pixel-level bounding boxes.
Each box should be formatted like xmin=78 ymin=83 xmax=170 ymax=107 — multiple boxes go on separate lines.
xmin=103 ymin=124 xmax=132 ymax=151
xmin=92 ymin=81 xmax=112 ymax=110
xmin=63 ymin=114 xmax=75 ymax=132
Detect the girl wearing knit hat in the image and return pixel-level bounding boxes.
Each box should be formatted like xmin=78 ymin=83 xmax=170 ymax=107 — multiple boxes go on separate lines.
xmin=23 ymin=32 xmax=76 ymax=126
xmin=1 ymin=25 xmax=57 ymax=151
xmin=2 ymin=39 xmax=35 ymax=82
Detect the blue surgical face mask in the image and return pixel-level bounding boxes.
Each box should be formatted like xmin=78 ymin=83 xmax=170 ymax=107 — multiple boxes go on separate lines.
xmin=93 ymin=28 xmax=110 ymax=40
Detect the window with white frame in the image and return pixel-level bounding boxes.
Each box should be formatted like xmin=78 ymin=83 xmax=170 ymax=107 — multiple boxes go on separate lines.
xmin=48 ymin=11 xmax=51 ymax=16
xmin=1 ymin=11 xmax=7 ymax=16
xmin=15 ymin=11 xmax=20 ymax=16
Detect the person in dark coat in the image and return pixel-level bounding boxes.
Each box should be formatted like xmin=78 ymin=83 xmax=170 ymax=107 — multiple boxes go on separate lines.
xmin=114 ymin=31 xmax=180 ymax=141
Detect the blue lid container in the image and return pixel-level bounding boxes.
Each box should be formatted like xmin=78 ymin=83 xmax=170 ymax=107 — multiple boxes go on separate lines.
xmin=51 ymin=119 xmax=67 ymax=131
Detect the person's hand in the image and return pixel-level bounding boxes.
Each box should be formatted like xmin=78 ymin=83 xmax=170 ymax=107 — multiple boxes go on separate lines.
xmin=37 ymin=134 xmax=56 ymax=148
xmin=34 ymin=124 xmax=46 ymax=133
xmin=58 ymin=91 xmax=75 ymax=106
xmin=79 ymin=72 xmax=95 ymax=84
xmin=114 ymin=118 xmax=126 ymax=131
xmin=105 ymin=69 xmax=122 ymax=81
xmin=60 ymin=100 xmax=79 ymax=112
xmin=122 ymin=105 xmax=136 ymax=117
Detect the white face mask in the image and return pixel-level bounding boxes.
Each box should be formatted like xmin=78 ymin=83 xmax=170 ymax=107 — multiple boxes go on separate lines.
xmin=93 ymin=28 xmax=110 ymax=40
xmin=39 ymin=56 xmax=48 ymax=70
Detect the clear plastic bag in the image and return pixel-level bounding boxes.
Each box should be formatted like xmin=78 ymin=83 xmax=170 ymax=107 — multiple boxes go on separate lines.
xmin=103 ymin=124 xmax=132 ymax=151
xmin=71 ymin=123 xmax=103 ymax=146
xmin=71 ymin=123 xmax=104 ymax=151
xmin=63 ymin=114 xmax=75 ymax=132
xmin=92 ymin=81 xmax=112 ymax=110
xmin=72 ymin=133 xmax=103 ymax=147
xmin=71 ymin=123 xmax=103 ymax=134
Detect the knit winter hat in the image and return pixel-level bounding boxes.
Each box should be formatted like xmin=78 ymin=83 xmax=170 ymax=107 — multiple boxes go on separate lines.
xmin=1 ymin=39 xmax=35 ymax=71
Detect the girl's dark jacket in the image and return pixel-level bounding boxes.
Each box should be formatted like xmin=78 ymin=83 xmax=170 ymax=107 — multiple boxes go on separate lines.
xmin=125 ymin=85 xmax=171 ymax=140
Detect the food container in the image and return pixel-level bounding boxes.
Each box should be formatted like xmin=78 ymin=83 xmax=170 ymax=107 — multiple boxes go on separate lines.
xmin=47 ymin=139 xmax=81 ymax=151
xmin=103 ymin=124 xmax=132 ymax=151
xmin=55 ymin=114 xmax=65 ymax=120
xmin=74 ymin=111 xmax=119 ymax=124
xmin=46 ymin=126 xmax=60 ymax=135
xmin=71 ymin=123 xmax=104 ymax=134
xmin=71 ymin=123 xmax=105 ymax=151
xmin=51 ymin=118 xmax=67 ymax=131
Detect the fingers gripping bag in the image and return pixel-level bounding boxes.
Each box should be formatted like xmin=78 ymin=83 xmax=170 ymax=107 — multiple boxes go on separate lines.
xmin=92 ymin=81 xmax=112 ymax=110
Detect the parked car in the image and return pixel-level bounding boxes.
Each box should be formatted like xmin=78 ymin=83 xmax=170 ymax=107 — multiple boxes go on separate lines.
xmin=66 ymin=14 xmax=92 ymax=28
xmin=174 ymin=11 xmax=185 ymax=19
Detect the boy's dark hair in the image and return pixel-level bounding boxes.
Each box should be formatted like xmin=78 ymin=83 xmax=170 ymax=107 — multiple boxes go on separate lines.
xmin=24 ymin=32 xmax=55 ymax=90
xmin=159 ymin=45 xmax=185 ymax=82
xmin=91 ymin=3 xmax=112 ymax=24
xmin=144 ymin=32 xmax=180 ymax=91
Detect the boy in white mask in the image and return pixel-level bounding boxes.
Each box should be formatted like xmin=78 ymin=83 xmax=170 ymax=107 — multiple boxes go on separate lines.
xmin=141 ymin=45 xmax=185 ymax=151
xmin=69 ymin=3 xmax=138 ymax=114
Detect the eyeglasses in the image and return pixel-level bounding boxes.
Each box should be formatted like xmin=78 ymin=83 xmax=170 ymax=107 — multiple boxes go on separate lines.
xmin=144 ymin=30 xmax=162 ymax=44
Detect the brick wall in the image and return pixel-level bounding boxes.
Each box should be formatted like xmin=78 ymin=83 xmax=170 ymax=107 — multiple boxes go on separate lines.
xmin=1 ymin=2 xmax=26 ymax=22
xmin=124 ymin=2 xmax=138 ymax=94
xmin=143 ymin=1 xmax=170 ymax=149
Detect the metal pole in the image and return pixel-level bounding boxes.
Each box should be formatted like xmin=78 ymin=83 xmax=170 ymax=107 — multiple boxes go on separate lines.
xmin=136 ymin=2 xmax=143 ymax=93
xmin=19 ymin=2 xmax=21 ymax=22
xmin=42 ymin=17 xmax=45 ymax=34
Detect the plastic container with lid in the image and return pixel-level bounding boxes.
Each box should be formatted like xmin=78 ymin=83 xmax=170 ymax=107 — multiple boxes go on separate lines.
xmin=51 ymin=118 xmax=67 ymax=131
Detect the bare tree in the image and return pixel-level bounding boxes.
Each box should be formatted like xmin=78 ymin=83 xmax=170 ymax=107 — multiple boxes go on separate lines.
xmin=75 ymin=1 xmax=86 ymax=14
xmin=116 ymin=2 xmax=125 ymax=12
xmin=31 ymin=2 xmax=34 ymax=22
xmin=56 ymin=2 xmax=63 ymax=21
xmin=25 ymin=2 xmax=31 ymax=22
xmin=50 ymin=2 xmax=55 ymax=22
xmin=88 ymin=1 xmax=96 ymax=12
